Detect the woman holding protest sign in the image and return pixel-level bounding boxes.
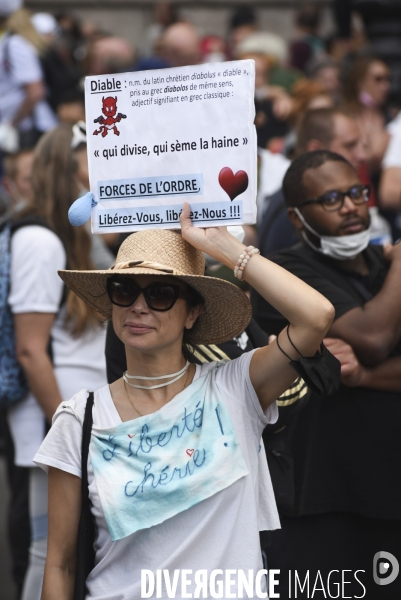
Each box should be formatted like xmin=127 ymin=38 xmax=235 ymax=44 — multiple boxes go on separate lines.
xmin=34 ymin=205 xmax=335 ymax=599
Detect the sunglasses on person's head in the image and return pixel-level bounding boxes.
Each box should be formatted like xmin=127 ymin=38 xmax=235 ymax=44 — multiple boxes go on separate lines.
xmin=298 ymin=184 xmax=370 ymax=212
xmin=107 ymin=277 xmax=189 ymax=311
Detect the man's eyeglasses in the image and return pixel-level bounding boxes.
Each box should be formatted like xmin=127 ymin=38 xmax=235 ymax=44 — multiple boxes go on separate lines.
xmin=107 ymin=278 xmax=188 ymax=311
xmin=297 ymin=184 xmax=370 ymax=212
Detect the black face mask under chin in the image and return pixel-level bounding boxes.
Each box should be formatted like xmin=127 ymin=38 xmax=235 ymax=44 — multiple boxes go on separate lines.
xmin=289 ymin=343 xmax=341 ymax=396
xmin=276 ymin=326 xmax=341 ymax=397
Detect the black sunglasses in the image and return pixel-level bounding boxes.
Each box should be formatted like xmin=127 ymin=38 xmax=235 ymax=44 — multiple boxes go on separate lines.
xmin=107 ymin=278 xmax=188 ymax=311
xmin=298 ymin=184 xmax=370 ymax=212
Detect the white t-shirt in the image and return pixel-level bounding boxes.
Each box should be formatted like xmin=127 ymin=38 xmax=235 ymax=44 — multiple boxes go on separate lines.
xmin=0 ymin=33 xmax=57 ymax=131
xmin=257 ymin=148 xmax=290 ymax=224
xmin=34 ymin=351 xmax=280 ymax=600
xmin=382 ymin=112 xmax=401 ymax=169
xmin=7 ymin=225 xmax=108 ymax=466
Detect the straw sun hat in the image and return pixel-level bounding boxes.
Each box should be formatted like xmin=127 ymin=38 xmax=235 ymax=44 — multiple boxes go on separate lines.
xmin=58 ymin=229 xmax=252 ymax=345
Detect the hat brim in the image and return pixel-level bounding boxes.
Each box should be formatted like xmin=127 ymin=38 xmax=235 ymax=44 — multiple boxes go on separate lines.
xmin=58 ymin=267 xmax=252 ymax=345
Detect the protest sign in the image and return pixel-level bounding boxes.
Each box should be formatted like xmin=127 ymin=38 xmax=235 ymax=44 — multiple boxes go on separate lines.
xmin=85 ymin=60 xmax=256 ymax=233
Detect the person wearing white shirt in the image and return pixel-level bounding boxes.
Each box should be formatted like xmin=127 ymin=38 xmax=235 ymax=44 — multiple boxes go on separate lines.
xmin=379 ymin=112 xmax=401 ymax=211
xmin=256 ymin=147 xmax=290 ymax=225
xmin=0 ymin=3 xmax=57 ymax=151
xmin=7 ymin=123 xmax=107 ymax=600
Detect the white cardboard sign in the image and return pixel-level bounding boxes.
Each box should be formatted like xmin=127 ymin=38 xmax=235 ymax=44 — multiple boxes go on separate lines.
xmin=85 ymin=60 xmax=256 ymax=233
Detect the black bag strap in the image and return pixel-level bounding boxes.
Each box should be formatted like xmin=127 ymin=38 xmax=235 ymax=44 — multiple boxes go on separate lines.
xmin=81 ymin=391 xmax=94 ymax=515
xmin=73 ymin=391 xmax=95 ymax=600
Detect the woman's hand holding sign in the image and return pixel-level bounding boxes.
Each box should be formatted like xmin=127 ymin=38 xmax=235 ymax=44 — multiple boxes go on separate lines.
xmin=180 ymin=202 xmax=243 ymax=267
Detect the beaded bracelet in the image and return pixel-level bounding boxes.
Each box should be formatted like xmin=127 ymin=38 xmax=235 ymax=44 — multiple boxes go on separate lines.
xmin=233 ymin=245 xmax=260 ymax=280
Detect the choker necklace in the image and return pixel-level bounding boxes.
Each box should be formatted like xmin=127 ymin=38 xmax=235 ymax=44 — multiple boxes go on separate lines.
xmin=123 ymin=361 xmax=190 ymax=390
xmin=123 ymin=364 xmax=191 ymax=417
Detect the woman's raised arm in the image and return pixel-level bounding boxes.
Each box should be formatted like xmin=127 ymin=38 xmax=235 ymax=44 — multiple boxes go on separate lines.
xmin=180 ymin=203 xmax=335 ymax=409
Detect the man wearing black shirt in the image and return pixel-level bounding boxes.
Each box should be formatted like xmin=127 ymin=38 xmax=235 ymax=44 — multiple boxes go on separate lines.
xmin=254 ymin=150 xmax=401 ymax=598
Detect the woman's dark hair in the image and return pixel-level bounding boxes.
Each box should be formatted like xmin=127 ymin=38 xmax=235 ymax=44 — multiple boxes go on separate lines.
xmin=182 ymin=284 xmax=204 ymax=357
xmin=342 ymin=56 xmax=386 ymax=111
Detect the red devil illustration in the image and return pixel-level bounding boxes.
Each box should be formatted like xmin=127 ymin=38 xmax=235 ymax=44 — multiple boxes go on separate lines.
xmin=93 ymin=96 xmax=127 ymax=137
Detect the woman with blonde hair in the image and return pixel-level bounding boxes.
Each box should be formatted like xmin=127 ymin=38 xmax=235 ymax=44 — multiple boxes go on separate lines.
xmin=7 ymin=123 xmax=107 ymax=600
xmin=34 ymin=204 xmax=336 ymax=599
xmin=7 ymin=7 xmax=48 ymax=53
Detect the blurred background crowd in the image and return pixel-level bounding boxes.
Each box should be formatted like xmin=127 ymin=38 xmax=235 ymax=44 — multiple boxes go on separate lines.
xmin=1 ymin=0 xmax=401 ymax=598
xmin=2 ymin=0 xmax=401 ymax=242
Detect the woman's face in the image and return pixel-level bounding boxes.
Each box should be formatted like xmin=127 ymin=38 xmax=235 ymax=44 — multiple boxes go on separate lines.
xmin=314 ymin=65 xmax=340 ymax=95
xmin=360 ymin=61 xmax=390 ymax=107
xmin=111 ymin=275 xmax=202 ymax=354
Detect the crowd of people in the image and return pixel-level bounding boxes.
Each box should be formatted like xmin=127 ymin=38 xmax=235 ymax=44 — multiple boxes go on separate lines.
xmin=1 ymin=0 xmax=401 ymax=599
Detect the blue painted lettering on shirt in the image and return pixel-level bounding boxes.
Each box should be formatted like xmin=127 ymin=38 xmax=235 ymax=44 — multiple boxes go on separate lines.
xmin=101 ymin=401 xmax=205 ymax=460
xmin=125 ymin=449 xmax=207 ymax=497
xmin=89 ymin=369 xmax=249 ymax=540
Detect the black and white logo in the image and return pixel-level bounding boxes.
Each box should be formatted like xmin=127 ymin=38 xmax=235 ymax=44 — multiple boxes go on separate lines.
xmin=373 ymin=551 xmax=399 ymax=586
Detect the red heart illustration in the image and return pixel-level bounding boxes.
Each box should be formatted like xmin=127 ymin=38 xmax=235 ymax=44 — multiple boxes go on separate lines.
xmin=218 ymin=167 xmax=249 ymax=200
xmin=186 ymin=449 xmax=194 ymax=457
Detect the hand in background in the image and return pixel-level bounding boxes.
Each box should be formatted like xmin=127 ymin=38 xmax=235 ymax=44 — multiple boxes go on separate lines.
xmin=324 ymin=337 xmax=367 ymax=387
xmin=382 ymin=241 xmax=401 ymax=263
xmin=270 ymin=88 xmax=294 ymax=121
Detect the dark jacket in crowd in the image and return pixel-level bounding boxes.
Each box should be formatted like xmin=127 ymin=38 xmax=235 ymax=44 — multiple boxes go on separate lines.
xmin=254 ymin=242 xmax=401 ymax=521
xmin=257 ymin=188 xmax=298 ymax=258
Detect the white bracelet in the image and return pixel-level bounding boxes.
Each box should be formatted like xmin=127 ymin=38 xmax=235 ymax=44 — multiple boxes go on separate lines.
xmin=234 ymin=245 xmax=260 ymax=280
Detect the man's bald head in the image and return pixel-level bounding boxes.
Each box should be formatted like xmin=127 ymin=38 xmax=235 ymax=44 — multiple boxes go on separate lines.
xmin=160 ymin=22 xmax=201 ymax=67
xmin=89 ymin=37 xmax=136 ymax=75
